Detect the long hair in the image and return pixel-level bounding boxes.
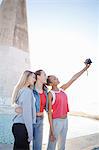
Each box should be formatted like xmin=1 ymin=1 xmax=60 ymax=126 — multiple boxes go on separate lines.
xmin=35 ymin=69 xmax=47 ymax=90
xmin=12 ymin=70 xmax=34 ymax=104
xmin=35 ymin=69 xmax=43 ymax=80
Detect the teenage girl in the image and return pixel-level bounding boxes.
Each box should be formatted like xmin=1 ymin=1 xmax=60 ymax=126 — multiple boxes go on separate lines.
xmin=12 ymin=70 xmax=36 ymax=150
xmin=47 ymin=64 xmax=91 ymax=150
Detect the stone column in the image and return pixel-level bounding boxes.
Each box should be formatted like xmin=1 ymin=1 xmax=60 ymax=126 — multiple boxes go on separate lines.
xmin=0 ymin=0 xmax=30 ymax=106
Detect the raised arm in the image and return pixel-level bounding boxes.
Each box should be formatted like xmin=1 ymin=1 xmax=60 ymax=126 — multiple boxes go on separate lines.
xmin=61 ymin=64 xmax=91 ymax=90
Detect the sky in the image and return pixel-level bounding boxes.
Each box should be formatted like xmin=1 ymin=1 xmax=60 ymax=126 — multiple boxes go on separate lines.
xmin=26 ymin=0 xmax=98 ymax=114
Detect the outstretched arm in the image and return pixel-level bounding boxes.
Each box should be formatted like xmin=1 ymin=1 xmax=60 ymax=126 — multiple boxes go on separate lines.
xmin=60 ymin=64 xmax=91 ymax=90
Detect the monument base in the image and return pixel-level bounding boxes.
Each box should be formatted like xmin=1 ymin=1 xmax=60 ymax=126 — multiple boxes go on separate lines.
xmin=0 ymin=45 xmax=30 ymax=106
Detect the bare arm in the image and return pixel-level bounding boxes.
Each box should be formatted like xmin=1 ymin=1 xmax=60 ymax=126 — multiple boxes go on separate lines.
xmin=48 ymin=92 xmax=55 ymax=141
xmin=61 ymin=64 xmax=91 ymax=90
xmin=48 ymin=92 xmax=54 ymax=134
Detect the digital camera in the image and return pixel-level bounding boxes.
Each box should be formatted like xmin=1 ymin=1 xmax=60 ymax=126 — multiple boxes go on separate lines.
xmin=84 ymin=58 xmax=92 ymax=64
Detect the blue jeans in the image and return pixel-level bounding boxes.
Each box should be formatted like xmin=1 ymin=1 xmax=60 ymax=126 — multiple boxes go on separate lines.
xmin=47 ymin=117 xmax=68 ymax=150
xmin=32 ymin=116 xmax=43 ymax=150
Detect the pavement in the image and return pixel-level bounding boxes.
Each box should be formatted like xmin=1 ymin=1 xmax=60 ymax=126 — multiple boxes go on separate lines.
xmin=0 ymin=133 xmax=99 ymax=150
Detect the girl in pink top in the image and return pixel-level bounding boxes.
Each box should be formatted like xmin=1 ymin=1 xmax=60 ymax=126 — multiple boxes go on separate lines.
xmin=47 ymin=64 xmax=91 ymax=150
xmin=51 ymin=88 xmax=69 ymax=119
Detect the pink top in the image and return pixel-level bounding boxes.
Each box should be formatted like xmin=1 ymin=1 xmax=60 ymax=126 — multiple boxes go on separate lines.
xmin=52 ymin=90 xmax=69 ymax=119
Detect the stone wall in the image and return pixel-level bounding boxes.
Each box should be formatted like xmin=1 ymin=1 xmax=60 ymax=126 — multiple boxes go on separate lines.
xmin=0 ymin=45 xmax=30 ymax=106
xmin=0 ymin=0 xmax=30 ymax=106
xmin=0 ymin=0 xmax=28 ymax=51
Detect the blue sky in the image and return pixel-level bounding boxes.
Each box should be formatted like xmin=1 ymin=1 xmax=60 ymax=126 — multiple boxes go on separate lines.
xmin=26 ymin=0 xmax=98 ymax=113
xmin=27 ymin=0 xmax=97 ymax=33
xmin=27 ymin=0 xmax=97 ymax=73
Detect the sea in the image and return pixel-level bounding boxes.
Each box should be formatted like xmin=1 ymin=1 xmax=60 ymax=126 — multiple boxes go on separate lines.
xmin=0 ymin=104 xmax=99 ymax=145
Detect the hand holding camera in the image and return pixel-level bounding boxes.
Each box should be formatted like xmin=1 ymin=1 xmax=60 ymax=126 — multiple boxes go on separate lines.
xmin=84 ymin=58 xmax=92 ymax=65
xmin=84 ymin=58 xmax=92 ymax=68
xmin=84 ymin=58 xmax=92 ymax=75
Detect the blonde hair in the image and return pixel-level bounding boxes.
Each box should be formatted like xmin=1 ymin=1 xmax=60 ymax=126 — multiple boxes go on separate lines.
xmin=12 ymin=70 xmax=34 ymax=104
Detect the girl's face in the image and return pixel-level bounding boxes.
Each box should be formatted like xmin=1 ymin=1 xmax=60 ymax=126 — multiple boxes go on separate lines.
xmin=49 ymin=75 xmax=60 ymax=86
xmin=27 ymin=73 xmax=36 ymax=86
xmin=39 ymin=71 xmax=47 ymax=84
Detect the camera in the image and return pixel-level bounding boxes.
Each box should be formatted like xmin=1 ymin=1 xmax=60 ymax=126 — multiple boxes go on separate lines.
xmin=84 ymin=58 xmax=92 ymax=64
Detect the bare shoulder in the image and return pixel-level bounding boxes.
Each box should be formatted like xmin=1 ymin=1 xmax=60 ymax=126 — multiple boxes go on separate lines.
xmin=48 ymin=91 xmax=52 ymax=95
xmin=48 ymin=91 xmax=53 ymax=98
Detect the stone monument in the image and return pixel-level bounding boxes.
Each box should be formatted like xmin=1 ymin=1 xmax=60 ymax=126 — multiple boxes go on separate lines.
xmin=0 ymin=0 xmax=30 ymax=106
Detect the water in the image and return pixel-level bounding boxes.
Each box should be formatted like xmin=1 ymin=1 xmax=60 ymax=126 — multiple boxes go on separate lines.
xmin=67 ymin=116 xmax=99 ymax=139
xmin=0 ymin=106 xmax=99 ymax=144
xmin=0 ymin=114 xmax=14 ymax=144
xmin=0 ymin=105 xmax=15 ymax=144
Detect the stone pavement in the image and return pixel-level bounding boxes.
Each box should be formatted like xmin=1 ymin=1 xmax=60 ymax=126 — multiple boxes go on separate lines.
xmin=0 ymin=133 xmax=99 ymax=150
